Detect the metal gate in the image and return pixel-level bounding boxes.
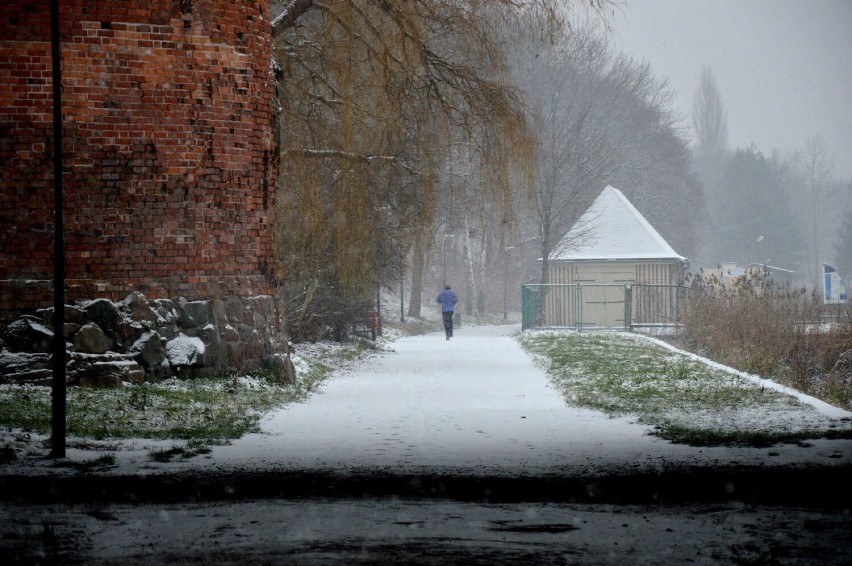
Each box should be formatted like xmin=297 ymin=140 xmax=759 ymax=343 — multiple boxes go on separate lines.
xmin=521 ymin=283 xmax=628 ymax=330
xmin=521 ymin=283 xmax=689 ymax=331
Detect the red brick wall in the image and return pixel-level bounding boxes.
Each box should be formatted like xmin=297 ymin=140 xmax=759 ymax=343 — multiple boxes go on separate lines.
xmin=0 ymin=0 xmax=278 ymax=316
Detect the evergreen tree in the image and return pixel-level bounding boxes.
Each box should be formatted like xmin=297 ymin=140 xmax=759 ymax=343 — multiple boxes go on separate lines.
xmin=714 ymin=147 xmax=805 ymax=274
xmin=692 ymin=66 xmax=729 ymax=159
xmin=690 ymin=66 xmax=731 ymax=267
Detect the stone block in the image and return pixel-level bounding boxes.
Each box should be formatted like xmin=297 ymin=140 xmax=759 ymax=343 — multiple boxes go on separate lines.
xmin=210 ymin=299 xmax=228 ymax=326
xmin=156 ymin=325 xmax=178 ymax=342
xmin=129 ymin=331 xmax=166 ymax=372
xmin=225 ymin=341 xmax=246 ymax=371
xmin=178 ymin=300 xmax=210 ymax=328
xmin=225 ymin=297 xmax=252 ymax=325
xmin=64 ymin=305 xmax=89 ymax=326
xmin=197 ymin=324 xmax=220 ymax=369
xmin=84 ymin=298 xmax=121 ymax=333
xmin=151 ymin=299 xmax=178 ymax=324
xmin=68 ymin=353 xmax=144 ymax=387
xmin=63 ymin=322 xmax=82 ymax=340
xmin=0 ymin=351 xmax=52 ymax=384
xmin=73 ymin=322 xmax=114 ymax=354
xmin=114 ymin=317 xmax=146 ymax=349
xmin=221 ymin=323 xmax=240 ymax=343
xmin=165 ymin=333 xmax=205 ymax=368
xmin=120 ymin=291 xmax=159 ymax=324
xmin=2 ymin=316 xmax=54 ymax=353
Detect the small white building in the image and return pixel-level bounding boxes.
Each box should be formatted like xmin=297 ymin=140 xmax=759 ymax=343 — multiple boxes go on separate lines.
xmin=543 ymin=186 xmax=687 ymax=328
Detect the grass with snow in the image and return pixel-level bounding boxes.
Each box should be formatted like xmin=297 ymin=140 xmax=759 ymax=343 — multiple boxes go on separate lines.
xmin=518 ymin=331 xmax=852 ymax=446
xmin=1 ymin=374 xmax=293 ymax=443
xmin=0 ymin=340 xmax=359 ymax=461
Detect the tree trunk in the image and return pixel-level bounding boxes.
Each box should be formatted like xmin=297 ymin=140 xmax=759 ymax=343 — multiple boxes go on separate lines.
xmin=407 ymin=231 xmax=428 ymax=318
xmin=461 ymin=218 xmax=488 ymax=318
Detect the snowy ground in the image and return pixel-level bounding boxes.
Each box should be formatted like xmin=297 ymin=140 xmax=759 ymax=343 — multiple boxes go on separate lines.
xmin=3 ymin=324 xmax=851 ymax=478
xmin=198 ymin=324 xmax=851 ymax=477
xmin=3 ymin=324 xmax=851 ymax=563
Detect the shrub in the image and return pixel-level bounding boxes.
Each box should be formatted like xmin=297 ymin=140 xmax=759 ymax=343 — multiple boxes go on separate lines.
xmin=680 ymin=269 xmax=852 ymax=408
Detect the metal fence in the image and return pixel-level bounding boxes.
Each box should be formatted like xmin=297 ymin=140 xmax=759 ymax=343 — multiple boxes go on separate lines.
xmin=627 ymin=284 xmax=692 ymax=331
xmin=521 ymin=283 xmax=690 ymax=332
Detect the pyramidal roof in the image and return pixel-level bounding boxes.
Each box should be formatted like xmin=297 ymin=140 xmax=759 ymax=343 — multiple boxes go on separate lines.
xmin=550 ymin=186 xmax=685 ymax=262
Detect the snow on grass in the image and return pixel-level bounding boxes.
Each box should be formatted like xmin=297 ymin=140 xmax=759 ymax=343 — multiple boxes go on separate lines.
xmin=0 ymin=336 xmax=384 ymax=467
xmin=4 ymin=324 xmax=850 ymax=476
xmin=517 ymin=330 xmax=852 ymax=446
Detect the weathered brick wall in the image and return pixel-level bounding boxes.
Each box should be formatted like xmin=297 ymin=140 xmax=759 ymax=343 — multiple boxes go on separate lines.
xmin=0 ymin=0 xmax=278 ymax=319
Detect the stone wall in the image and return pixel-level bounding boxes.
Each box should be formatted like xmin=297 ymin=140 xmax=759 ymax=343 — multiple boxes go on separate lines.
xmin=0 ymin=0 xmax=279 ymax=318
xmin=0 ymin=292 xmax=294 ymax=387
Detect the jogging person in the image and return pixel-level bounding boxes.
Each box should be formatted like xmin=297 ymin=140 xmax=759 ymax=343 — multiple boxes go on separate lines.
xmin=436 ymin=284 xmax=459 ymax=340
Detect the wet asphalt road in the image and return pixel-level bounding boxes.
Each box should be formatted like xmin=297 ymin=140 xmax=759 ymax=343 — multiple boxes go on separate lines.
xmin=2 ymin=466 xmax=851 ymax=564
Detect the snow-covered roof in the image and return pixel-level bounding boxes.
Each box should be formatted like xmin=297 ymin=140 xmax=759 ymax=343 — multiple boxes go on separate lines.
xmin=550 ymin=186 xmax=685 ymax=262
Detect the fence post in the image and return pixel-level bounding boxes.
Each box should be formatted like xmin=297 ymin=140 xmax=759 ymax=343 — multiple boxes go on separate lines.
xmin=575 ymin=284 xmax=582 ymax=331
xmin=521 ymin=285 xmax=539 ymax=330
xmin=624 ymin=283 xmax=633 ymax=332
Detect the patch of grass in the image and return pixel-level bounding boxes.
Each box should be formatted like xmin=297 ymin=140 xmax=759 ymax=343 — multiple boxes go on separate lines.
xmin=286 ymin=360 xmax=333 ymax=404
xmin=335 ymin=340 xmax=374 ymax=361
xmin=654 ymin=424 xmax=852 ymax=447
xmin=0 ymin=339 xmax=355 ymax=453
xmin=518 ymin=331 xmax=852 ymax=447
xmin=0 ymin=388 xmax=52 ymax=433
xmin=59 ymin=377 xmax=291 ymax=441
xmin=0 ymin=372 xmax=323 ymax=445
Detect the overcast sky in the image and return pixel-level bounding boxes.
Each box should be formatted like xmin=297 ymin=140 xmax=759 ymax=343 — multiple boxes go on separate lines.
xmin=606 ymin=0 xmax=852 ymax=180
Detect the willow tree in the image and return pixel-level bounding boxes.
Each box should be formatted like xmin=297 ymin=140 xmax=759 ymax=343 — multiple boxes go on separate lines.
xmin=268 ymin=0 xmax=556 ymax=336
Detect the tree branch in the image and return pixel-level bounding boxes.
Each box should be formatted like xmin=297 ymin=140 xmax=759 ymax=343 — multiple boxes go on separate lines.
xmin=285 ymin=148 xmax=423 ymax=175
xmin=272 ymin=0 xmax=315 ymax=35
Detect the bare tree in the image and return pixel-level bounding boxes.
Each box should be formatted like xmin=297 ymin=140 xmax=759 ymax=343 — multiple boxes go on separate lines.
xmin=835 ymin=190 xmax=852 ymax=278
xmin=795 ymin=135 xmax=840 ymax=291
xmin=508 ymin=21 xmax=694 ymax=285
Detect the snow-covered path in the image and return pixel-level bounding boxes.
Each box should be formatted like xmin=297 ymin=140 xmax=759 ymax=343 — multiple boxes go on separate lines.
xmin=204 ymin=325 xmax=850 ymax=477
xmin=5 ymin=325 xmax=850 ymax=564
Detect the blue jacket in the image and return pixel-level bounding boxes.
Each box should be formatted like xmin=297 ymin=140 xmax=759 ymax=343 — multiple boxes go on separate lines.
xmin=436 ymin=289 xmax=459 ymax=312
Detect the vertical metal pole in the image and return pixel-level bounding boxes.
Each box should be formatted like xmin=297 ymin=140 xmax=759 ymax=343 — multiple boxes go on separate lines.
xmin=624 ymin=283 xmax=632 ymax=332
xmin=50 ymin=0 xmax=66 ymax=458
xmin=503 ymin=246 xmax=514 ymax=320
xmin=375 ymin=283 xmax=381 ymax=336
xmin=441 ymin=234 xmax=454 ymax=287
xmin=442 ymin=240 xmax=447 ymax=287
xmin=503 ymin=255 xmax=508 ymax=320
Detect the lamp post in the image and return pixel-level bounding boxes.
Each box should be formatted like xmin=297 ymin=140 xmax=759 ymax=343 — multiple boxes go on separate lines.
xmin=442 ymin=234 xmax=455 ymax=286
xmin=503 ymin=246 xmax=515 ymax=320
xmin=50 ymin=0 xmax=66 ymax=458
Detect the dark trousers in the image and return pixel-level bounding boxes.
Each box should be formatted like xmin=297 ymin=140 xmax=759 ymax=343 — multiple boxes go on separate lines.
xmin=442 ymin=311 xmax=454 ymax=337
